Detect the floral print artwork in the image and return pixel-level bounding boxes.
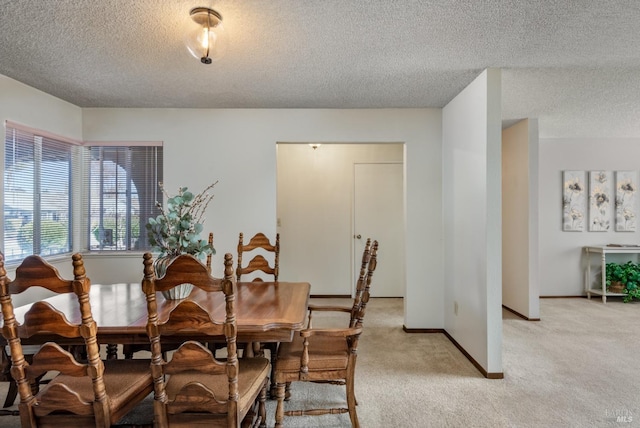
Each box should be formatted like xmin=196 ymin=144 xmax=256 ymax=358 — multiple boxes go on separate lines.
xmin=563 ymin=170 xmax=586 ymax=231
xmin=615 ymin=171 xmax=638 ymax=232
xmin=589 ymin=171 xmax=612 ymax=231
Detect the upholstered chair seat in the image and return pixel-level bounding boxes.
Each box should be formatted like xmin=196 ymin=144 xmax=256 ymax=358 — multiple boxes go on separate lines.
xmin=275 ymin=335 xmax=349 ymax=372
xmin=33 ymin=359 xmax=152 ymax=419
xmin=164 ymin=358 xmax=269 ymax=417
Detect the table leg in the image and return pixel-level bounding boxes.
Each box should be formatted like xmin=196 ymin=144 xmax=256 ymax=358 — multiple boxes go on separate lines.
xmin=601 ymin=252 xmax=607 ymax=304
xmin=106 ymin=344 xmax=119 ymax=360
xmin=268 ymin=342 xmax=278 ymax=399
xmin=585 ymin=248 xmax=592 ymax=299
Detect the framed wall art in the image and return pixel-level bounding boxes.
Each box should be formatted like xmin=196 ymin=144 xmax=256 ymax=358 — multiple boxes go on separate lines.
xmin=615 ymin=170 xmax=638 ymax=232
xmin=588 ymin=170 xmax=612 ymax=231
xmin=562 ymin=170 xmax=586 ymax=231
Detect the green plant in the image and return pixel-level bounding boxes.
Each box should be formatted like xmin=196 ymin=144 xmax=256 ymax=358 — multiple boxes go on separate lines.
xmin=605 ymin=261 xmax=640 ymax=302
xmin=146 ymin=181 xmax=217 ymax=261
xmin=18 ymin=220 xmax=68 ymax=252
xmin=624 ymin=285 xmax=640 ymax=303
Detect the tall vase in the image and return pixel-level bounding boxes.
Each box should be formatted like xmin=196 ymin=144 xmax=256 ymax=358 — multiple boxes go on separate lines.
xmin=153 ymin=255 xmax=194 ymax=300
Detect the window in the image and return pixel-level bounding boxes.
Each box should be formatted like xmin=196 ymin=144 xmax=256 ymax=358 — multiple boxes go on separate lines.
xmin=85 ymin=144 xmax=163 ymax=251
xmin=3 ymin=123 xmax=163 ymax=259
xmin=4 ymin=125 xmax=74 ymax=262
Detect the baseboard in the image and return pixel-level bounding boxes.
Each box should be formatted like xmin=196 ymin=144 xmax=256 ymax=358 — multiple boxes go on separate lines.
xmin=309 ymin=294 xmax=351 ymax=298
xmin=502 ymin=305 xmax=540 ymax=321
xmin=539 ymin=295 xmax=585 ymax=298
xmin=443 ymin=331 xmax=504 ymax=379
xmin=402 ymin=326 xmax=445 ymax=334
xmin=402 ymin=325 xmax=504 ymax=379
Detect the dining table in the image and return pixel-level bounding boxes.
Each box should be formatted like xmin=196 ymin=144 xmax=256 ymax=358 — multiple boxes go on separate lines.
xmin=2 ymin=280 xmax=311 ymax=352
xmin=1 ymin=280 xmax=310 ymax=402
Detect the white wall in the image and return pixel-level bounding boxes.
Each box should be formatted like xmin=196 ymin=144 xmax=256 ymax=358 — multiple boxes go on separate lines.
xmin=443 ymin=69 xmax=502 ymax=374
xmin=276 ymin=143 xmax=403 ymax=295
xmin=0 ymin=75 xmax=83 ymax=305
xmin=82 ymin=108 xmax=443 ymax=328
xmin=0 ymin=75 xmax=83 ymax=141
xmin=0 ymin=76 xmax=443 ymax=328
xmin=502 ymin=119 xmax=540 ymax=319
xmin=539 ymin=138 xmax=640 ymax=296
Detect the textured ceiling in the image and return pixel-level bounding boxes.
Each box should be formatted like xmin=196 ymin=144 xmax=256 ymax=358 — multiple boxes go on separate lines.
xmin=1 ymin=0 xmax=640 ymax=137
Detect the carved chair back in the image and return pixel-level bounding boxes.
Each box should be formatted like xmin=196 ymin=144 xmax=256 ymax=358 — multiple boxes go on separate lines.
xmin=123 ymin=232 xmax=214 ymax=361
xmin=350 ymin=238 xmax=372 ymax=328
xmin=349 ymin=240 xmax=377 ymax=347
xmin=236 ymin=232 xmax=280 ymax=282
xmin=0 ymin=253 xmax=110 ymax=426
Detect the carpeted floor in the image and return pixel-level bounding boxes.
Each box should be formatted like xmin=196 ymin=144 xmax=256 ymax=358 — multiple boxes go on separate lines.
xmin=0 ymin=297 xmax=638 ymax=427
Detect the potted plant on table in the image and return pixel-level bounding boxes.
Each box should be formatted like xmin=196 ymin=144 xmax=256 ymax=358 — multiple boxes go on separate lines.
xmin=146 ymin=181 xmax=217 ymax=299
xmin=605 ymin=261 xmax=640 ymax=303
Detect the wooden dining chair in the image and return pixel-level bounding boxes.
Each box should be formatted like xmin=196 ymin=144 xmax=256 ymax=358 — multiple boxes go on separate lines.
xmin=236 ymin=232 xmax=280 ymax=393
xmin=273 ymin=240 xmax=378 ymax=428
xmin=280 ymin=238 xmax=374 ymax=402
xmin=141 ymin=252 xmax=269 ymax=427
xmin=0 ymin=252 xmax=153 ymax=427
xmin=281 ymin=237 xmax=373 ymax=401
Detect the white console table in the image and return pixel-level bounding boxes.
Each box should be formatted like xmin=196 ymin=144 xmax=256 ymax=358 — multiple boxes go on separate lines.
xmin=583 ymin=245 xmax=640 ymax=303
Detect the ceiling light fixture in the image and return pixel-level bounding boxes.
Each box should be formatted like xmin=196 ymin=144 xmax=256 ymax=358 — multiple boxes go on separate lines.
xmin=185 ymin=7 xmax=228 ymax=64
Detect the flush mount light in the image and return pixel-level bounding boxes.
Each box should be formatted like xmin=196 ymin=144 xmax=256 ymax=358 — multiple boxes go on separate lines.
xmin=185 ymin=7 xmax=228 ymax=64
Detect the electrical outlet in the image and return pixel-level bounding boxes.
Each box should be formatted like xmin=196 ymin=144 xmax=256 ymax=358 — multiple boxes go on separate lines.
xmin=454 ymin=301 xmax=458 ymax=315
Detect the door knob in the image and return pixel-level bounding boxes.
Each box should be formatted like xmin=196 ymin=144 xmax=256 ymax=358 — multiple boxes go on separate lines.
xmin=355 ymin=234 xmax=361 ymax=239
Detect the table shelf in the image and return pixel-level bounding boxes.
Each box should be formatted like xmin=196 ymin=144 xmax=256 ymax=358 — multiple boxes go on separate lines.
xmin=586 ymin=288 xmax=626 ymax=297
xmin=583 ymin=245 xmax=640 ymax=303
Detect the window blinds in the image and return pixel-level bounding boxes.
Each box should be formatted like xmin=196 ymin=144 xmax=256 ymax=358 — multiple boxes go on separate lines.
xmin=4 ymin=126 xmax=75 ymax=261
xmin=84 ymin=145 xmax=163 ymax=251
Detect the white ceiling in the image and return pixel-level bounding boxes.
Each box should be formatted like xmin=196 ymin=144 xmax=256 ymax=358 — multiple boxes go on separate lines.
xmin=1 ymin=0 xmax=640 ymax=138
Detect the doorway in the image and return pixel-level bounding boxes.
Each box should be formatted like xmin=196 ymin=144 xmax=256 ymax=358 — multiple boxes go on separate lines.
xmin=276 ymin=143 xmax=405 ymax=296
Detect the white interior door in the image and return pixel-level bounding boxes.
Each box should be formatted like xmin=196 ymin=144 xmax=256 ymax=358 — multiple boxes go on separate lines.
xmin=354 ymin=163 xmax=405 ymax=297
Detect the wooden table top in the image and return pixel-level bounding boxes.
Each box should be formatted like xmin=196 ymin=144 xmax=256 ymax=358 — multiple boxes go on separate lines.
xmin=5 ymin=281 xmax=311 ymax=344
